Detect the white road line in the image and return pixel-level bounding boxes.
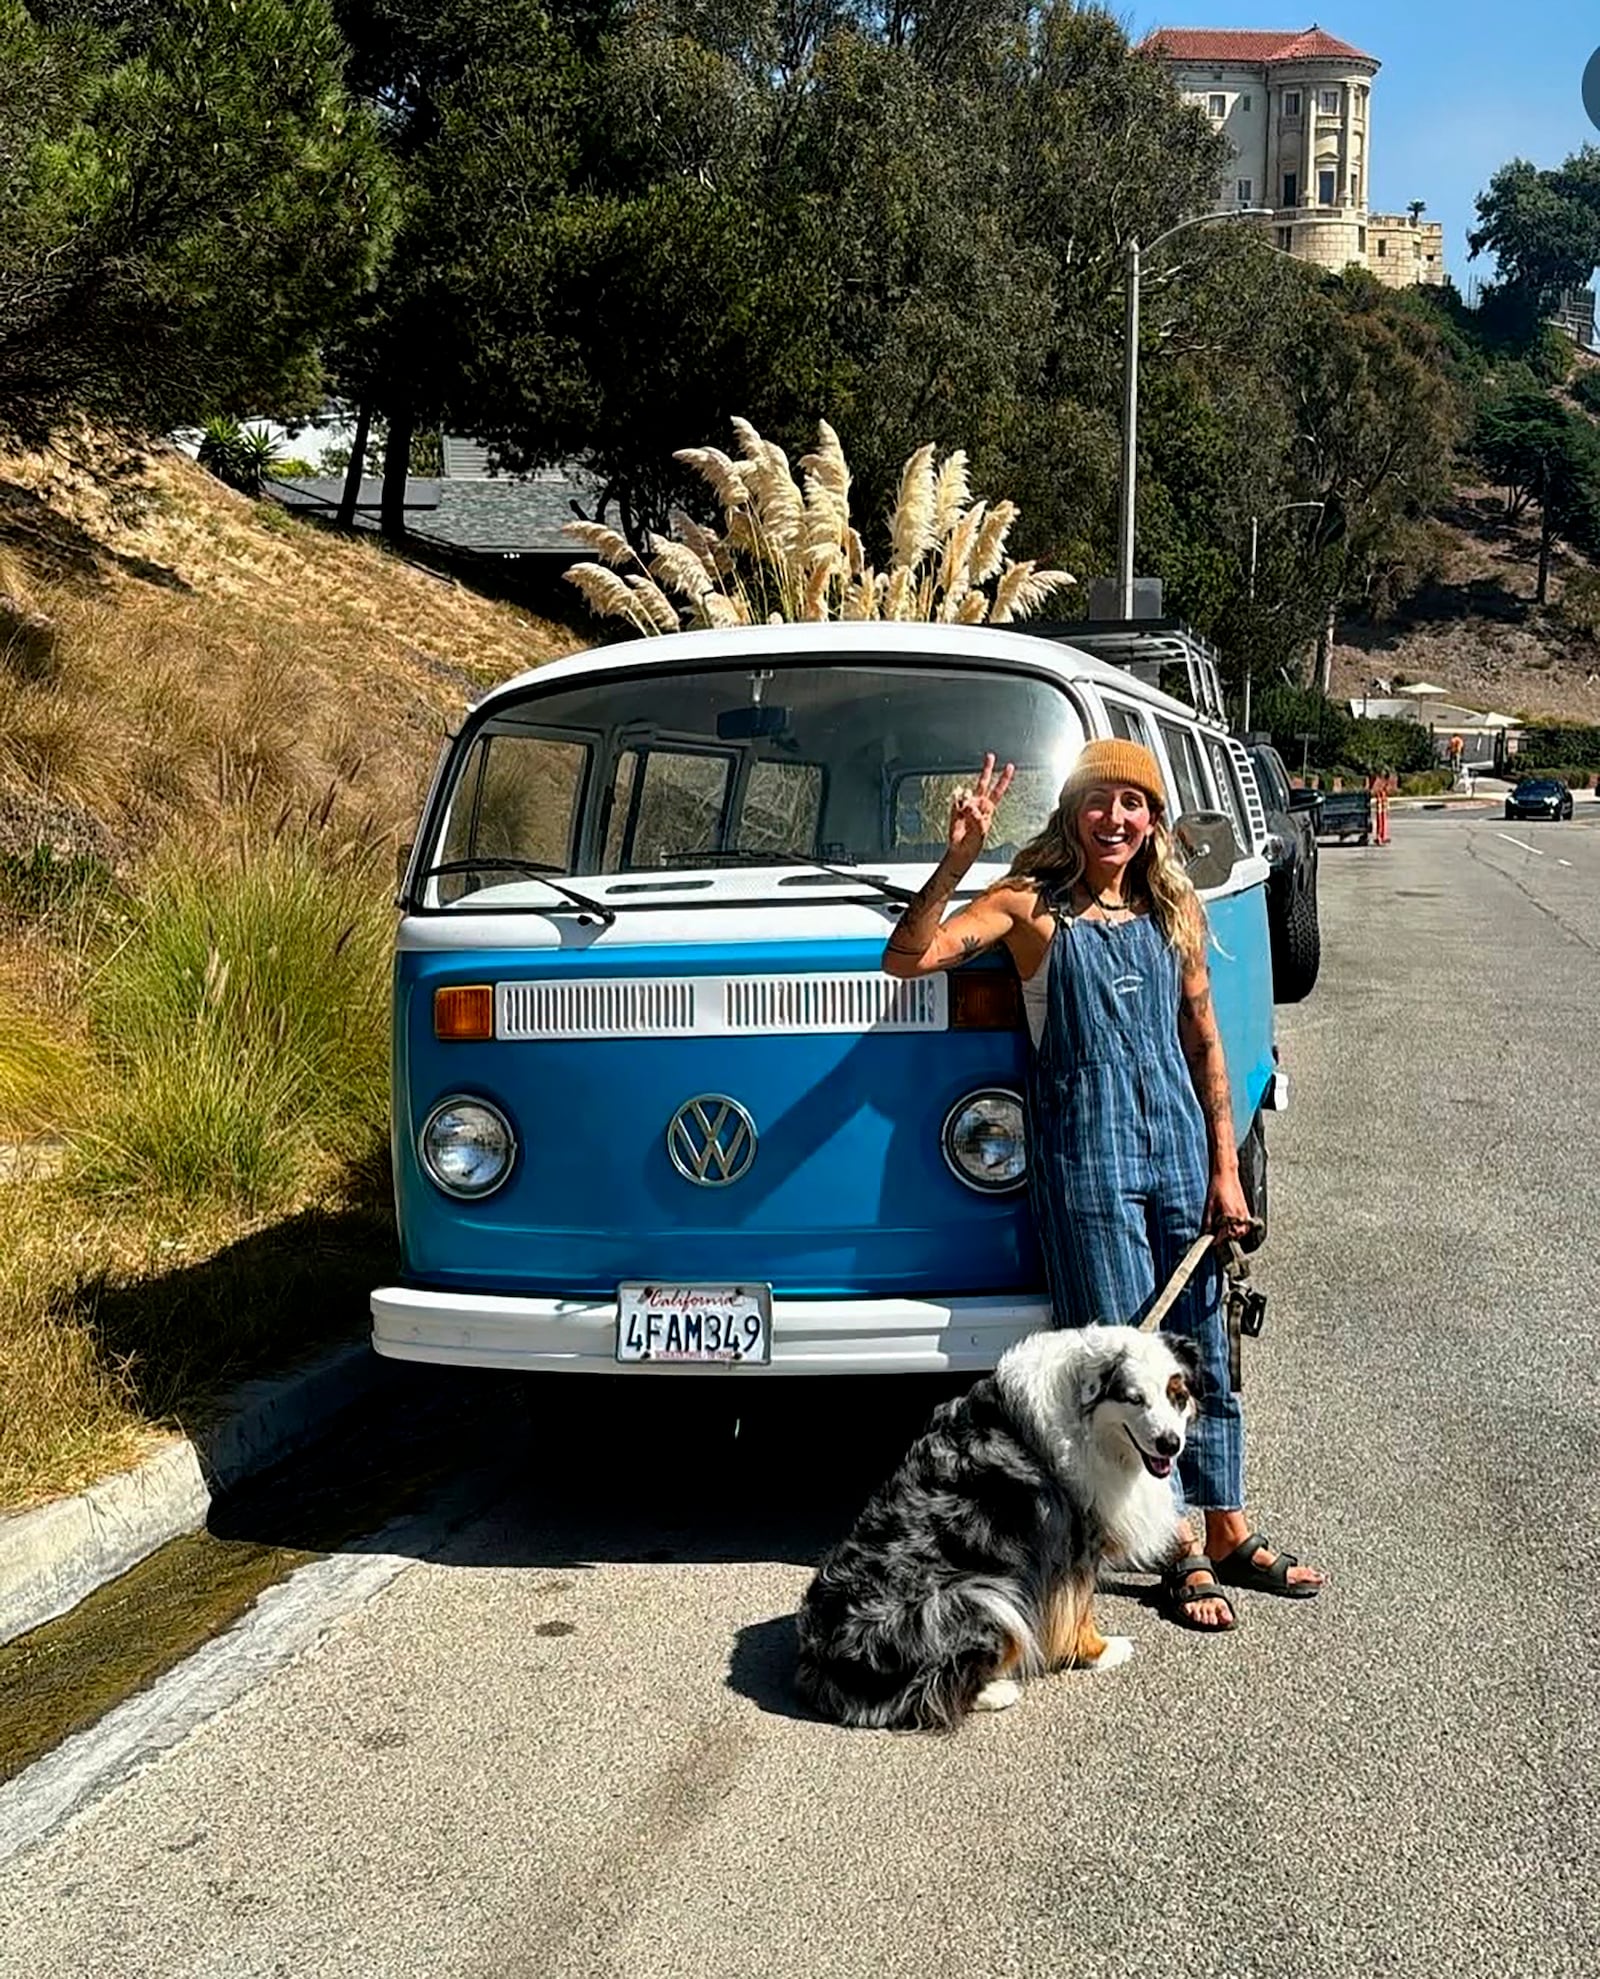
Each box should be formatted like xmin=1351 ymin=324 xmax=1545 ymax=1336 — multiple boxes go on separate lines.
xmin=1497 ymin=833 xmax=1544 ymax=856
xmin=1559 ymin=858 xmax=1574 ymax=867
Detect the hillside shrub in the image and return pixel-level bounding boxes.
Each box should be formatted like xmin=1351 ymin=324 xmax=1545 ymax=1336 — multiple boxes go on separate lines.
xmin=72 ymin=830 xmax=391 ymax=1210
xmin=1558 ymin=566 xmax=1600 ymax=639
xmin=1517 ymin=724 xmax=1600 ymax=769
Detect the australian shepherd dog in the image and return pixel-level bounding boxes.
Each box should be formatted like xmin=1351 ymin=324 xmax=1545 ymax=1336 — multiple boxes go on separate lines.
xmin=794 ymin=1326 xmax=1199 ymax=1731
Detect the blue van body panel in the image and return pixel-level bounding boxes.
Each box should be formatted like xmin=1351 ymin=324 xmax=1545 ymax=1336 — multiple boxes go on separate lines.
xmin=394 ymin=938 xmax=1040 ymax=1299
xmin=1203 ymin=886 xmax=1275 ymax=1145
xmin=393 ymin=898 xmax=1273 ymax=1301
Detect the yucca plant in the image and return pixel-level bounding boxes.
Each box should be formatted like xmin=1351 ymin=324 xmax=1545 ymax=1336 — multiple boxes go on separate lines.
xmin=562 ymin=419 xmax=1074 ymax=636
xmin=197 ymin=416 xmax=281 ymax=495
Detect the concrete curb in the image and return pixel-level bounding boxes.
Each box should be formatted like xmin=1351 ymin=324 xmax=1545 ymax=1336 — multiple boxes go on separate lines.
xmin=0 ymin=1338 xmax=378 ymax=1647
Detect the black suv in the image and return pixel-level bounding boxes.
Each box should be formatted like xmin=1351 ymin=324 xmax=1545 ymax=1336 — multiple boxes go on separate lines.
xmin=1245 ymin=742 xmax=1321 ymax=1002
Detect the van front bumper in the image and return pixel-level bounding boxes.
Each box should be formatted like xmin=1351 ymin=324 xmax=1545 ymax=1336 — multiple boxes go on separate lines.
xmin=370 ymin=1287 xmax=1051 ymax=1376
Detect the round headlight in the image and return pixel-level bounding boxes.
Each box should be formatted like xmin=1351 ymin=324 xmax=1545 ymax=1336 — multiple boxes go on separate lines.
xmin=941 ymin=1089 xmax=1027 ymax=1194
xmin=419 ymin=1097 xmax=516 ymax=1199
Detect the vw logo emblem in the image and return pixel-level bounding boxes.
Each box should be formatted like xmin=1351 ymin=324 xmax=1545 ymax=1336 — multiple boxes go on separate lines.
xmin=667 ymin=1094 xmax=758 ymax=1187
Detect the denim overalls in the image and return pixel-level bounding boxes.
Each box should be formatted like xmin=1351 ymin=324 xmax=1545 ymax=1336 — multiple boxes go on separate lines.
xmin=1026 ymin=904 xmax=1244 ymax=1511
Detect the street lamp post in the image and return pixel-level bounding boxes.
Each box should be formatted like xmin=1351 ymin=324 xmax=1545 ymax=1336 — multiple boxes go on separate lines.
xmin=1117 ymin=206 xmax=1273 ymax=619
xmin=1242 ymin=498 xmax=1326 ymax=732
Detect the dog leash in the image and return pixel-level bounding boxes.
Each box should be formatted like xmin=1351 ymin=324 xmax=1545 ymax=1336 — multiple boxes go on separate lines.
xmin=1138 ymin=1225 xmax=1267 ymax=1392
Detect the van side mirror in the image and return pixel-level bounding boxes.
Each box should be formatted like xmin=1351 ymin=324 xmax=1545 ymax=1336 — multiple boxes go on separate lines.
xmin=1173 ymin=810 xmax=1240 ymax=891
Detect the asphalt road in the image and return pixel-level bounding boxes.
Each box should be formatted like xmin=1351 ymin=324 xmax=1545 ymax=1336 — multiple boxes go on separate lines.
xmin=3 ymin=811 xmax=1600 ymax=1978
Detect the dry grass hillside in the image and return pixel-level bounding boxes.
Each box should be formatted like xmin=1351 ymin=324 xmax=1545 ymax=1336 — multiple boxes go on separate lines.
xmin=0 ymin=434 xmax=582 ymax=1509
xmin=1331 ymin=488 xmax=1600 ymax=725
xmin=0 ymin=432 xmax=579 ymax=868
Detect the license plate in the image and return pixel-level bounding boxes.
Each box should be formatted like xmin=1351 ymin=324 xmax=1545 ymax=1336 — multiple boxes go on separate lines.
xmin=615 ymin=1284 xmax=772 ymax=1365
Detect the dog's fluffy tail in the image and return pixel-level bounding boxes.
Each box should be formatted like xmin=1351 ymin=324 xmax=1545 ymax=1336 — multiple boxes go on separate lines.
xmin=795 ymin=1580 xmax=1042 ymax=1733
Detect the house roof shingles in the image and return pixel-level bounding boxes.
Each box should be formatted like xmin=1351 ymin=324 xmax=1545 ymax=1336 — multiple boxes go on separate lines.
xmin=1142 ymin=26 xmax=1378 ymax=67
xmin=269 ymin=456 xmax=604 ymax=558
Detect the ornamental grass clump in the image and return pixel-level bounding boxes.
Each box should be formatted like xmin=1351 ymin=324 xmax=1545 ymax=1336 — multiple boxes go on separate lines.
xmin=562 ymin=419 xmax=1074 ymax=635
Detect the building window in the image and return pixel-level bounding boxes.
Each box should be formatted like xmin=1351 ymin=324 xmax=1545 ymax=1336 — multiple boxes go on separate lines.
xmin=1359 ymin=227 xmax=1367 ymax=252
xmin=1208 ymin=93 xmax=1226 ymax=118
xmin=1376 ymin=237 xmax=1388 ymax=257
xmin=1276 ymin=227 xmax=1294 ymax=252
xmin=1242 ymin=94 xmax=1252 ymax=111
xmin=1283 ymin=89 xmax=1301 ymax=116
xmin=1319 ymin=168 xmax=1337 ymax=206
xmin=1350 ymin=171 xmax=1361 ymax=204
xmin=1237 ymin=178 xmax=1253 ymax=205
xmin=1319 ymin=88 xmax=1341 ymax=114
xmin=1283 ymin=171 xmax=1298 ymax=207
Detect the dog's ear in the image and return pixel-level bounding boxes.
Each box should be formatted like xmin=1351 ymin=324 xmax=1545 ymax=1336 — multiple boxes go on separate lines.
xmin=1166 ymin=1335 xmax=1206 ymax=1400
xmin=1077 ymin=1342 xmax=1134 ymax=1415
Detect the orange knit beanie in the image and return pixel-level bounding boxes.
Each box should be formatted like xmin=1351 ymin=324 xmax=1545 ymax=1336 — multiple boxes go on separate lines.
xmin=1060 ymin=738 xmax=1167 ymax=806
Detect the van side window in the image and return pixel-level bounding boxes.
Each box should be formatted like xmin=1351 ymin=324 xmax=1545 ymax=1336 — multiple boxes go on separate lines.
xmin=440 ymin=732 xmax=588 ymax=887
xmin=1104 ymin=701 xmax=1153 ymax=747
xmin=1155 ymin=719 xmax=1211 ymax=818
xmin=1203 ymin=736 xmax=1249 ymax=844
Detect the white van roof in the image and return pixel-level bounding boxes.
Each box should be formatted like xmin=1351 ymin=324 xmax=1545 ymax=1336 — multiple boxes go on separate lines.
xmin=477 ymin=621 xmax=1220 ymax=730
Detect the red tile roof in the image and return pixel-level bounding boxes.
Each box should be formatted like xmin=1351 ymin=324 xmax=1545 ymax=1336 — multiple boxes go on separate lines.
xmin=1141 ymin=26 xmax=1378 ymax=67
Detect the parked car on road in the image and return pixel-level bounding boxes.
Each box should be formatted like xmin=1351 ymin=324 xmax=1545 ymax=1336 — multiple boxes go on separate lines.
xmin=1245 ymin=742 xmax=1321 ymax=1003
xmin=1504 ymin=776 xmax=1572 ymax=821
xmin=1318 ymin=787 xmax=1372 ymax=845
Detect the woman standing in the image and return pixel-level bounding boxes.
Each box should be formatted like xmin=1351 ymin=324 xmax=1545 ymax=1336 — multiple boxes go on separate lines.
xmin=883 ymin=740 xmax=1324 ymax=1629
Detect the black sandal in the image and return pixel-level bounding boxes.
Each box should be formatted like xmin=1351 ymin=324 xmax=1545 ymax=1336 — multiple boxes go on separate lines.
xmin=1213 ymin=1531 xmax=1322 ymax=1599
xmin=1160 ymin=1554 xmax=1237 ymax=1632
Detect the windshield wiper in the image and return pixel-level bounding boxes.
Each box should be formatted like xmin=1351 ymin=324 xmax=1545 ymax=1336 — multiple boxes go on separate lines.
xmin=659 ymin=847 xmax=918 ymax=904
xmin=418 ymin=858 xmax=616 ymax=926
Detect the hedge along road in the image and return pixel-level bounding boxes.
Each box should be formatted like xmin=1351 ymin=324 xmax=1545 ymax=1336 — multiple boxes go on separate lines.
xmin=1 ymin=816 xmax=1597 ymax=1979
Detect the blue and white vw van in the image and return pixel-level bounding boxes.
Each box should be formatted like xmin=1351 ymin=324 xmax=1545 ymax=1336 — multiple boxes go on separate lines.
xmin=371 ymin=622 xmax=1281 ymax=1376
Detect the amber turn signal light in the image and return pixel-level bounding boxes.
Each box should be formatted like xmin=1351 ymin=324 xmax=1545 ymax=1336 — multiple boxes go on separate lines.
xmin=433 ymin=984 xmax=494 ymax=1041
xmin=949 ymin=970 xmax=1023 ymax=1031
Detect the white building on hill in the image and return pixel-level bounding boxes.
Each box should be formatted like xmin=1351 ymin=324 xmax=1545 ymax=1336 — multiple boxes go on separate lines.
xmin=1143 ymin=24 xmax=1445 ymax=287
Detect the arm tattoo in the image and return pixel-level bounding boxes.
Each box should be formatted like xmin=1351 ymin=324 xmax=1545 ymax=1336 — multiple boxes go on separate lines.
xmin=1179 ymin=976 xmax=1233 ymax=1160
xmin=882 ymin=855 xmax=969 ymax=969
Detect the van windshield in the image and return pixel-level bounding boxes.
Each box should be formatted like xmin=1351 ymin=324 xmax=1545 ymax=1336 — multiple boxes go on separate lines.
xmin=418 ymin=659 xmax=1085 ymax=907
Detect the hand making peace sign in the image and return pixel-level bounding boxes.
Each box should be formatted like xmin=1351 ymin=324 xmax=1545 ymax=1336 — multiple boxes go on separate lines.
xmin=946 ymin=753 xmax=1016 ymax=872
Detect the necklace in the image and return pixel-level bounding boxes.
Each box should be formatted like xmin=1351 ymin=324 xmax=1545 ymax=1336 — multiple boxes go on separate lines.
xmin=1071 ymin=881 xmax=1131 ymax=917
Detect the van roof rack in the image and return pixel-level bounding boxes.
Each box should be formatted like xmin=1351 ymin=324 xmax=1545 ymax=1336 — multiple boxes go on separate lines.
xmin=1017 ymin=620 xmax=1229 ymax=728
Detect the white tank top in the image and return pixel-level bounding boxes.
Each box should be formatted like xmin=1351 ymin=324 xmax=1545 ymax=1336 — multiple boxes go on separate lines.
xmin=1020 ymin=959 xmax=1049 ymax=1047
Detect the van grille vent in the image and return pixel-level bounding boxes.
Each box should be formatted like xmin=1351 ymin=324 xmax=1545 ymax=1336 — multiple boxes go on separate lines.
xmin=724 ymin=973 xmax=944 ymax=1035
xmin=498 ymin=979 xmax=696 ymax=1040
xmin=494 ymin=972 xmax=947 ymax=1040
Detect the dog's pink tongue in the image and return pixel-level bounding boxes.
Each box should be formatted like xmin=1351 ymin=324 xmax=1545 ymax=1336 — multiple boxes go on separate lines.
xmin=1145 ymin=1454 xmax=1173 ymax=1479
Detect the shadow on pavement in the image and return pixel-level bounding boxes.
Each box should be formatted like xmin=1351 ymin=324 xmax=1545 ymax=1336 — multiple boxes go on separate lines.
xmin=725 ymin=1612 xmax=814 ymax=1722
xmin=209 ymin=1367 xmax=974 ymax=1575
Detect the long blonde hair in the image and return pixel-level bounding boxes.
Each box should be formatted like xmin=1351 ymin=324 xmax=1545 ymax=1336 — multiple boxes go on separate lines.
xmin=1005 ymin=782 xmax=1205 ymax=971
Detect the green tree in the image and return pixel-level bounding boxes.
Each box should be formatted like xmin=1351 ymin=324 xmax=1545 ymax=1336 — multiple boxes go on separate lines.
xmin=1475 ymin=385 xmax=1600 ymax=602
xmin=1467 ymin=149 xmax=1600 ymax=305
xmin=0 ymin=0 xmax=392 ymax=444
xmin=327 ymin=0 xmax=597 ymax=536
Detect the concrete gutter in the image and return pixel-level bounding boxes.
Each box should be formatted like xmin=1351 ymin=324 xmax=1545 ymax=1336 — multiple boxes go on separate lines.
xmin=0 ymin=1339 xmax=378 ymax=1647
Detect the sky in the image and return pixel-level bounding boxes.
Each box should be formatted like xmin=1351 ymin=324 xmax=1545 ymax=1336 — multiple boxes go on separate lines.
xmin=1129 ymin=2 xmax=1600 ymax=287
